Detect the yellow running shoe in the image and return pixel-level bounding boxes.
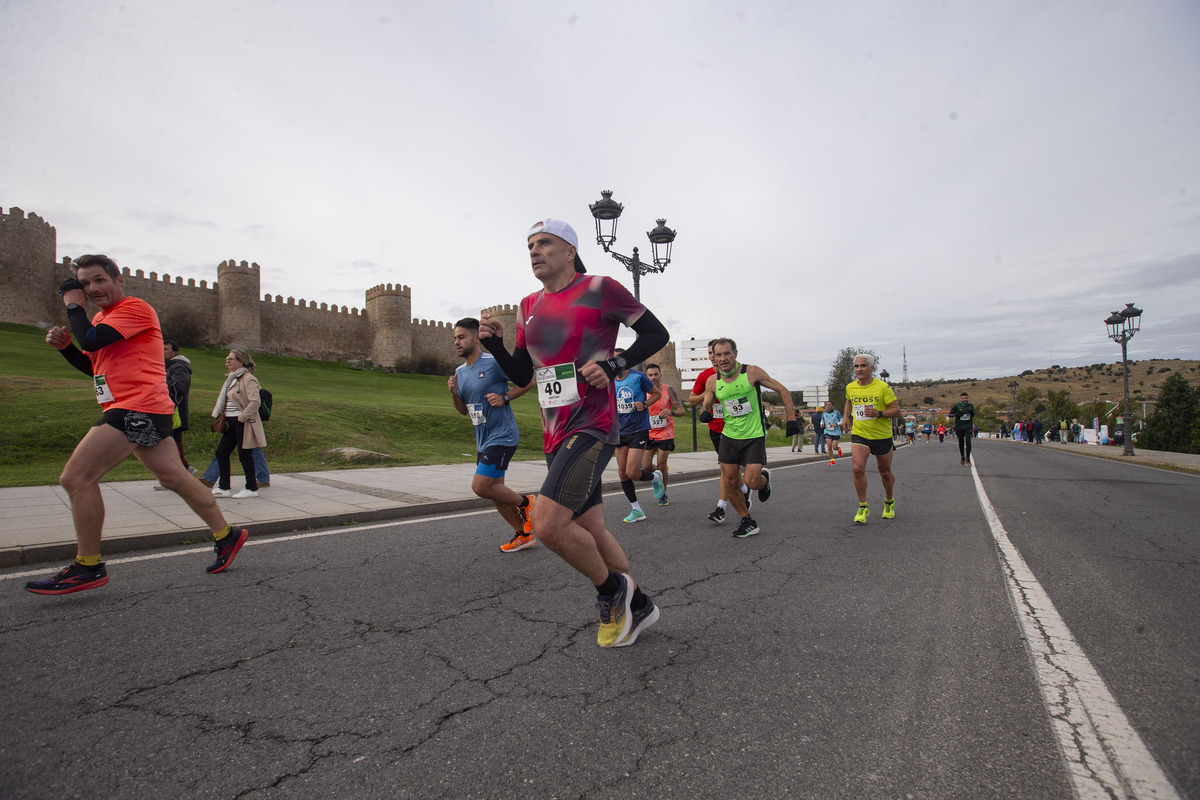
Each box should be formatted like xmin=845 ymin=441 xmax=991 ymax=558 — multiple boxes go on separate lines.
xmin=882 ymin=499 xmax=895 ymax=519
xmin=853 ymin=504 xmax=869 ymax=524
xmin=596 ymin=573 xmax=633 ymax=647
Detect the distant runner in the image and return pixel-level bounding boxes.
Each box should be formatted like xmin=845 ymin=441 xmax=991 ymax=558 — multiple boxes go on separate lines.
xmin=841 ymin=353 xmax=900 ymax=524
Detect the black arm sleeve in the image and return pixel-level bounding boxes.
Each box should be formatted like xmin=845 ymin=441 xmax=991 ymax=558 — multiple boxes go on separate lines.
xmin=58 ymin=343 xmax=94 ymax=376
xmin=617 ymin=309 xmax=670 ymax=367
xmin=66 ymin=304 xmax=124 ymax=352
xmin=480 ymin=337 xmax=535 ymax=388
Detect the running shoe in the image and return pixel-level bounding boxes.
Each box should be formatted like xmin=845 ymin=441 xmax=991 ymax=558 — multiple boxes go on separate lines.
xmin=518 ymin=494 xmax=536 ymax=535
xmin=187 ymin=466 xmax=200 ymax=477
xmin=657 ymin=494 xmax=669 ymax=506
xmin=623 ymin=509 xmax=647 ymax=524
xmin=211 ymin=487 xmax=232 ymax=498
xmin=596 ymin=573 xmax=633 ymax=647
xmin=966 ymin=459 xmax=971 ymax=466
xmin=837 ymin=448 xmax=843 ymax=457
xmin=206 ymin=528 xmax=249 ymax=574
xmin=732 ymin=516 xmax=760 ymax=538
xmin=232 ymin=489 xmax=258 ymax=499
xmin=708 ymin=505 xmax=726 ymax=523
xmin=500 ymin=532 xmax=536 ymax=553
xmin=742 ymin=486 xmax=753 ymax=513
xmin=651 ymin=470 xmax=666 ymax=500
xmin=614 ymin=596 xmax=660 ymax=647
xmin=961 ymin=458 xmax=966 ymax=466
xmin=853 ymin=504 xmax=869 ymax=524
xmin=25 ymin=562 xmax=108 ymax=595
xmin=882 ymin=498 xmax=895 ymax=519
xmin=758 ymin=468 xmax=772 ymax=503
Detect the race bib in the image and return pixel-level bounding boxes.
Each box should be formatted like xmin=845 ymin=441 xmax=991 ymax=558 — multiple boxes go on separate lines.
xmin=536 ymin=363 xmax=582 ymax=409
xmin=94 ymin=374 xmax=114 ymax=404
xmin=616 ymin=393 xmax=635 ymax=415
xmin=712 ymin=402 xmax=724 ymax=419
xmin=467 ymin=403 xmax=486 ymax=426
xmin=725 ymin=395 xmax=753 ymax=417
xmin=961 ymin=413 xmax=971 ymax=421
xmin=650 ymin=414 xmax=668 ymax=429
xmin=853 ymin=403 xmax=871 ymax=421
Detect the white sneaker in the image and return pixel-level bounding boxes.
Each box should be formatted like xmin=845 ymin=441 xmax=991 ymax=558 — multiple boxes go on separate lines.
xmin=232 ymin=489 xmax=259 ymax=499
xmin=211 ymin=488 xmax=232 ymax=497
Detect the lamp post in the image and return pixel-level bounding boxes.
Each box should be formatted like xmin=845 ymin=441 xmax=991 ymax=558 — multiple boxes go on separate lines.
xmin=588 ymin=189 xmax=676 ymax=301
xmin=879 ymin=369 xmax=890 ymax=382
xmin=1105 ymin=303 xmax=1142 ymax=456
xmin=1007 ymin=381 xmax=1019 ymax=438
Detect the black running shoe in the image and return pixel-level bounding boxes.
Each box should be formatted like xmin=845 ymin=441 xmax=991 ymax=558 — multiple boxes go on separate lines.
xmin=758 ymin=468 xmax=772 ymax=503
xmin=708 ymin=505 xmax=726 ymax=523
xmin=742 ymin=486 xmax=753 ymax=513
xmin=732 ymin=516 xmax=760 ymax=538
xmin=206 ymin=528 xmax=249 ymax=574
xmin=25 ymin=562 xmax=108 ymax=595
xmin=614 ymin=596 xmax=660 ymax=647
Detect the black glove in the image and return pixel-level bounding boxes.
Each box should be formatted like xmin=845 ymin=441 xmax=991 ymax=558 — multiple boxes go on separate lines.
xmin=785 ymin=421 xmax=800 ymax=437
xmin=699 ymin=410 xmax=713 ymax=424
xmin=59 ymin=277 xmax=84 ymax=297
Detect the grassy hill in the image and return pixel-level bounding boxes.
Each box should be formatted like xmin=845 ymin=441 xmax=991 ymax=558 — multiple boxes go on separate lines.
xmin=0 ymin=322 xmax=757 ymax=487
xmin=889 ymin=359 xmax=1200 ymax=412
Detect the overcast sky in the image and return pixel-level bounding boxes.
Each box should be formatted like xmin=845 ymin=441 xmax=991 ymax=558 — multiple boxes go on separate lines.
xmin=3 ymin=1 xmax=1197 ymax=388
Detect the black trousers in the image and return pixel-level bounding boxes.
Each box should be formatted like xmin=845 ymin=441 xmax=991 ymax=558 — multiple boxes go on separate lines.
xmin=215 ymin=417 xmax=258 ymax=491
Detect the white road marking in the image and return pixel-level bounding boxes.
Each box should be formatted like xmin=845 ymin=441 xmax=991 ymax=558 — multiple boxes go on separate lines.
xmin=970 ymin=459 xmax=1181 ymax=800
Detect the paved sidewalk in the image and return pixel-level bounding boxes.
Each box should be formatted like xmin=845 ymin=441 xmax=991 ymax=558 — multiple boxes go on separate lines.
xmin=6 ymin=440 xmax=1195 ymax=568
xmin=0 ymin=445 xmax=833 ymax=567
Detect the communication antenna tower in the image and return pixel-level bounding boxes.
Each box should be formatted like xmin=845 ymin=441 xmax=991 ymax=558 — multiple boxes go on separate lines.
xmin=902 ymin=343 xmax=909 ymax=383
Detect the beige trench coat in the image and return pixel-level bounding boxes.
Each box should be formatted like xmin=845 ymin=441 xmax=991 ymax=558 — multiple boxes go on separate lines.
xmin=219 ymin=373 xmax=268 ymax=450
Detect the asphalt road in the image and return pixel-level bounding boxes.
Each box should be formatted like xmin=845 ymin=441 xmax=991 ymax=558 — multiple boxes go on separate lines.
xmin=2 ymin=440 xmax=1196 ymax=799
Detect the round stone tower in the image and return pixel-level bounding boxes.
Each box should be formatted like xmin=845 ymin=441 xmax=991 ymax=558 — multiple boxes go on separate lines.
xmin=0 ymin=206 xmax=59 ymax=327
xmin=366 ymin=283 xmax=412 ymax=367
xmin=480 ymin=303 xmax=519 ymax=350
xmin=216 ymin=260 xmax=263 ymax=350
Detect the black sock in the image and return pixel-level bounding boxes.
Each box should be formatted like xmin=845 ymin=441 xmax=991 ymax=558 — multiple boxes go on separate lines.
xmin=638 ymin=468 xmax=654 ymax=482
xmin=518 ymin=495 xmax=529 ymax=510
xmin=631 ymin=589 xmax=647 ymax=611
xmin=595 ymin=571 xmax=621 ymax=596
xmin=621 ymin=480 xmax=638 ymax=503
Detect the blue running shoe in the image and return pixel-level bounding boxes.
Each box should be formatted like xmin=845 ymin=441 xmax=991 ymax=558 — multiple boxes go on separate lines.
xmin=651 ymin=470 xmax=665 ymax=500
xmin=623 ymin=509 xmax=647 ymax=524
xmin=25 ymin=562 xmax=108 ymax=595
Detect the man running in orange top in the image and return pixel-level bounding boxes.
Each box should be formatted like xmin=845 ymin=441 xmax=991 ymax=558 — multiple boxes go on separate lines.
xmin=26 ymin=255 xmax=248 ymax=595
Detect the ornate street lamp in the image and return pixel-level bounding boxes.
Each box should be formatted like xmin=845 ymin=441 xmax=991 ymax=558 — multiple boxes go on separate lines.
xmin=1007 ymin=380 xmax=1019 ymax=438
xmin=1105 ymin=303 xmax=1142 ymax=456
xmin=588 ymin=189 xmax=676 ymax=301
xmin=879 ymin=369 xmax=890 ymax=382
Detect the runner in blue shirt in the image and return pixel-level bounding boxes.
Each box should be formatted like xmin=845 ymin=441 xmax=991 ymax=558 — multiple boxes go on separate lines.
xmin=613 ymin=348 xmax=664 ymax=523
xmin=449 ymin=318 xmax=536 ymax=552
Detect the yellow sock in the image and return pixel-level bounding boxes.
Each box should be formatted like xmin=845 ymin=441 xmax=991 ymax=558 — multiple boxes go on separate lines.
xmin=214 ymin=524 xmax=232 ymax=541
xmin=76 ymin=554 xmax=102 ymax=567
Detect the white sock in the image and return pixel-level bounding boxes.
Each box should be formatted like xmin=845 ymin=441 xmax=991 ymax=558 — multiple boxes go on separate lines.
xmin=631 ymin=502 xmax=643 ymax=513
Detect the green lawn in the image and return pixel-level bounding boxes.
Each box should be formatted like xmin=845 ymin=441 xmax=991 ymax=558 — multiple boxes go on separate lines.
xmin=0 ymin=322 xmax=787 ymax=487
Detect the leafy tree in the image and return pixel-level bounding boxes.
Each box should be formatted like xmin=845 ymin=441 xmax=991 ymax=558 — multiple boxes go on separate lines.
xmin=1016 ymin=386 xmax=1042 ymax=405
xmin=1141 ymin=372 xmax=1200 ymax=453
xmin=1044 ymin=389 xmax=1079 ymax=426
xmin=826 ymin=347 xmax=879 ymax=410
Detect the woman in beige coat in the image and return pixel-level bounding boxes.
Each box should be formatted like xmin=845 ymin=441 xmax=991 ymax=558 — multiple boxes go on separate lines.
xmin=211 ymin=349 xmax=267 ymax=498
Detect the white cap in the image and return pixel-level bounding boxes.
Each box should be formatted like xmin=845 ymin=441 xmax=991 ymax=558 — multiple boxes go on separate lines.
xmin=526 ymin=218 xmax=586 ymax=273
xmin=526 ymin=218 xmax=579 ymax=248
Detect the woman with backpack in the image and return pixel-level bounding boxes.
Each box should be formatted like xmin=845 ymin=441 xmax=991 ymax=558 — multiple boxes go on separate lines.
xmin=210 ymin=348 xmax=267 ymax=498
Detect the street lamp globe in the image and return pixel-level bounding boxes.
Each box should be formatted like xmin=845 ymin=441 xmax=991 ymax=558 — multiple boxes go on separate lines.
xmin=647 ymin=219 xmax=677 ymax=269
xmin=1105 ymin=311 xmax=1125 ymax=342
xmin=1119 ymin=303 xmax=1143 ymax=336
xmin=589 ymin=189 xmax=623 ymax=251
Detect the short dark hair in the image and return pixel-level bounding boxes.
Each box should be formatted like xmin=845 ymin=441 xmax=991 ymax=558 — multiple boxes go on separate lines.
xmin=646 ymin=363 xmax=660 ymax=371
xmin=454 ymin=317 xmax=480 ymax=332
xmin=74 ymin=254 xmax=120 ymax=279
xmin=164 ymin=339 xmax=179 ymax=353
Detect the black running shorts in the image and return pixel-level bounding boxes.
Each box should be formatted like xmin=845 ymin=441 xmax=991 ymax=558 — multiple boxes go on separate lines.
xmin=94 ymin=409 xmax=173 ymax=447
xmin=717 ymin=435 xmax=767 ymax=466
xmin=542 ymin=432 xmax=615 ymax=519
xmin=851 ymin=434 xmax=895 ymax=457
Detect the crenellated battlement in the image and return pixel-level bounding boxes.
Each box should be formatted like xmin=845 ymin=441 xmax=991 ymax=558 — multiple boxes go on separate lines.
xmin=365 ymin=282 xmax=412 ymax=301
xmin=0 ymin=204 xmax=680 ymax=375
